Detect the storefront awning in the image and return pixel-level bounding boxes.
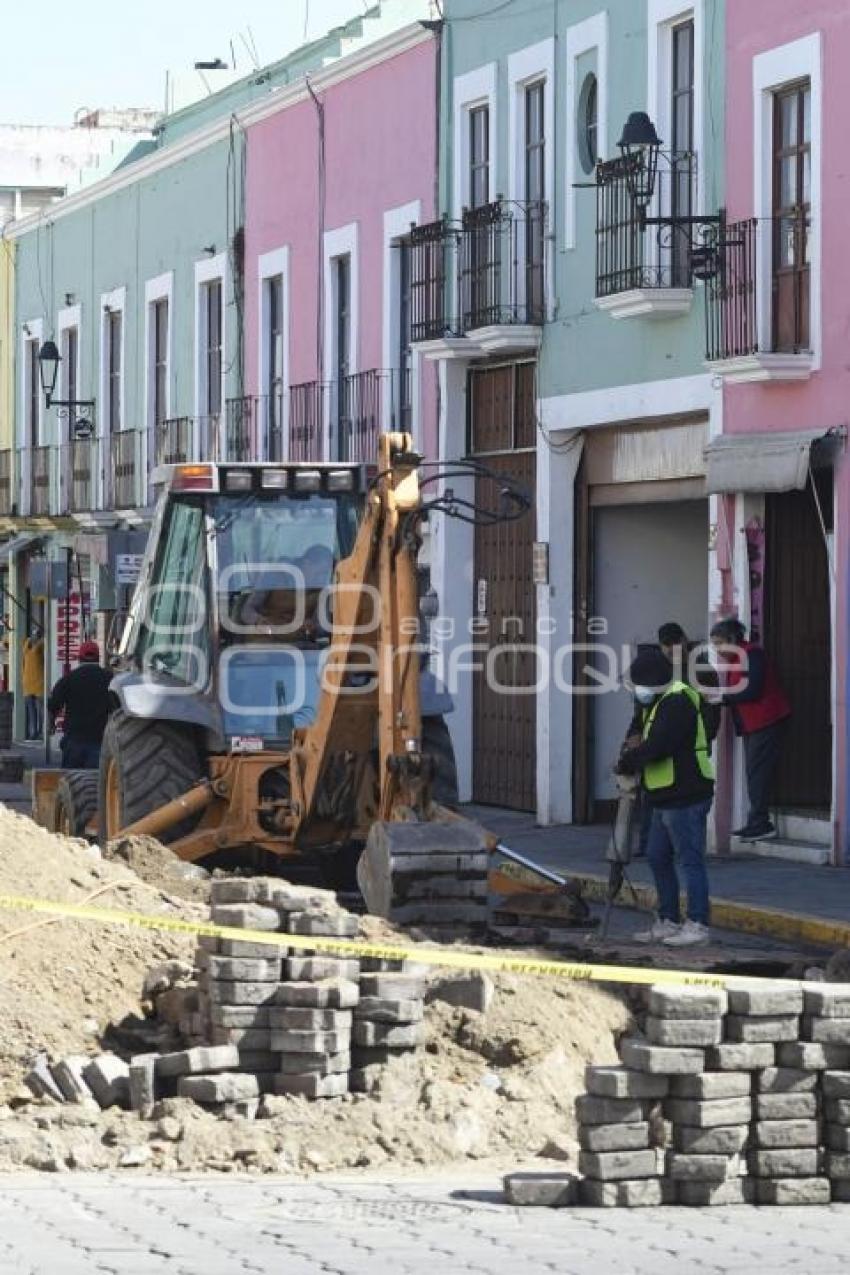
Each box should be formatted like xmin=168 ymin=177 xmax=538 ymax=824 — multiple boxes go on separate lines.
xmin=0 ymin=534 xmax=41 ymax=562
xmin=704 ymin=429 xmax=839 ymax=495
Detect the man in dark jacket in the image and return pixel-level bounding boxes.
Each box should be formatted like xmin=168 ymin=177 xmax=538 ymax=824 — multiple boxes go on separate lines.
xmin=710 ymin=618 xmax=791 ymax=841
xmin=618 ymin=647 xmax=715 ymax=948
xmin=48 ymin=640 xmax=113 ymax=769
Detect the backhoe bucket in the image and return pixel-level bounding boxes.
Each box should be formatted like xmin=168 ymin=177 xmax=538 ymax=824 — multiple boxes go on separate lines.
xmin=357 ymin=817 xmax=493 ymax=929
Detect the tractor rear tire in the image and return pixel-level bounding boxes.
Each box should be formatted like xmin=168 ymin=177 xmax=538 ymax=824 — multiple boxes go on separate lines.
xmin=422 ymin=715 xmax=458 ymax=808
xmin=54 ymin=770 xmax=99 ymax=839
xmin=98 ymin=709 xmax=204 ymax=846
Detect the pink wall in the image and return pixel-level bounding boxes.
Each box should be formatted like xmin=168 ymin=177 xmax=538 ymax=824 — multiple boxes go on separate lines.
xmin=724 ymin=2 xmax=849 ymax=859
xmin=244 ymin=36 xmax=438 ymax=455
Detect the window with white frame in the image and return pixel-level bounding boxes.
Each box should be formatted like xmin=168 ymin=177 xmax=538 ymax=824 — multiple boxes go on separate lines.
xmin=452 ymin=63 xmax=497 ymax=218
xmin=508 ymin=39 xmax=554 ymax=319
xmin=771 ymin=80 xmax=811 ymax=352
xmin=565 ymin=12 xmax=608 ymax=249
xmin=106 ymin=308 xmax=122 ymax=434
xmin=25 ymin=335 xmax=40 ymax=448
xmin=265 ymin=275 xmax=284 ymax=450
xmin=152 ymin=298 xmax=169 ymax=428
xmin=202 ymin=279 xmax=222 ymax=417
xmin=469 ymin=104 xmax=490 ymax=209
xmin=383 ymin=201 xmax=420 ymax=444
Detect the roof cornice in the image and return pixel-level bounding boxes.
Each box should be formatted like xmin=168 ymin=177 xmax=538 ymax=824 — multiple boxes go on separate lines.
xmin=4 ymin=23 xmax=433 ymax=241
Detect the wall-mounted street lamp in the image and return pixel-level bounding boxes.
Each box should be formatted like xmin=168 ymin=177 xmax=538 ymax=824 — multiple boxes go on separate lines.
xmin=616 ymin=111 xmax=727 ymax=279
xmin=38 ymin=339 xmax=96 ymax=439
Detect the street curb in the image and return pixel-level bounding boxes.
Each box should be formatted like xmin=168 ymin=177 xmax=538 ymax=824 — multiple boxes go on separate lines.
xmin=575 ymin=873 xmax=850 ymax=952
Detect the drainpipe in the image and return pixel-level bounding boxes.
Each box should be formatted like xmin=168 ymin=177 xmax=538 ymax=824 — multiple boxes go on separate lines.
xmin=306 ymin=78 xmax=325 ymax=383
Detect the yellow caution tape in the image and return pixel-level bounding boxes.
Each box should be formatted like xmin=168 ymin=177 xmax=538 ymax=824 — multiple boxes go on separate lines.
xmin=0 ymin=891 xmax=796 ymax=990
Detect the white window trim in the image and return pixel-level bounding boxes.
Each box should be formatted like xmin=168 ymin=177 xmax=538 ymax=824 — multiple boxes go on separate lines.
xmin=648 ymin=0 xmax=705 ymax=214
xmin=19 ymin=318 xmax=43 ymax=518
xmin=452 ymin=62 xmax=497 ymax=218
xmin=382 ymin=200 xmax=421 ymax=447
xmin=507 ymin=38 xmax=556 ymax=319
xmin=144 ymin=272 xmax=173 ymax=435
xmin=257 ymin=245 xmax=290 ymax=459
xmin=323 ymin=223 xmax=359 ymax=462
xmin=565 ymin=12 xmax=609 ymax=250
xmin=57 ymin=304 xmax=82 ymax=415
xmin=753 ymin=33 xmax=822 ymax=369
xmin=194 ymin=252 xmax=228 ymax=427
xmin=99 ymin=286 xmax=126 ymax=441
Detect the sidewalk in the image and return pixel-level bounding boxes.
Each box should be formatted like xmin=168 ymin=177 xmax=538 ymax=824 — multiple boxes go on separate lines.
xmin=470 ymin=805 xmax=850 ymax=952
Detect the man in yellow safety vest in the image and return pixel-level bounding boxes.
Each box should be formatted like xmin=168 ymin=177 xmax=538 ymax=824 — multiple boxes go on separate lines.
xmin=617 ymin=647 xmax=715 ymax=948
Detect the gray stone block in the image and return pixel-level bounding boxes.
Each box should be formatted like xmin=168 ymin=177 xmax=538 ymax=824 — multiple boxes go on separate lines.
xmin=748 ymin=1148 xmax=819 ymax=1177
xmin=218 ymin=939 xmax=285 ymax=959
xmin=352 ymin=1021 xmax=424 ymax=1049
xmin=210 ymin=903 xmax=283 ymax=931
xmin=269 ymin=1029 xmax=351 ymax=1054
xmin=825 ymin=1123 xmax=850 ymax=1151
xmin=287 ymin=957 xmax=360 ymax=982
xmin=585 ymin=1065 xmax=669 ymax=1100
xmin=354 ymin=997 xmax=424 ymax=1023
xmin=272 ymin=1072 xmax=349 ymax=1099
xmin=619 ymin=1037 xmax=705 ymax=1075
xmin=235 ymin=1050 xmax=279 ymax=1074
xmin=803 ymin=1016 xmax=850 ymax=1045
xmin=664 ymin=1096 xmax=752 ymax=1129
xmin=288 ymin=912 xmax=360 ymax=938
xmin=82 ymin=1055 xmax=130 ymax=1109
xmin=427 ymin=973 xmax=494 ymax=1014
xmin=268 ymin=1007 xmax=353 ymax=1031
xmin=209 ymin=1027 xmax=272 ymax=1051
xmin=667 ymin=1152 xmax=743 ymax=1182
xmin=209 ymin=1005 xmax=271 ymax=1028
xmin=349 ymin=1064 xmax=383 ymax=1094
xmin=752 ymin=1119 xmax=819 ymax=1149
xmin=25 ymin=1055 xmax=66 ymax=1103
xmin=777 ymin=1041 xmax=850 ymax=1070
xmin=128 ymin=1054 xmax=157 ymax=1113
xmin=756 ymin=1177 xmax=832 ymax=1205
xmin=673 ymin=1125 xmax=749 ymax=1155
xmin=647 ymin=985 xmax=727 ymax=1019
xmin=758 ymin=1067 xmax=819 ymax=1094
xmin=178 ymin=1073 xmax=260 ymax=1103
xmin=823 ymin=1070 xmax=850 ymax=1098
xmin=825 ymin=1097 xmax=850 ymax=1124
xmin=275 ymin=979 xmax=360 ymax=1009
xmin=575 ymin=1094 xmax=646 ymax=1126
xmin=670 ymin=1072 xmax=751 ymax=1100
xmin=755 ymin=1092 xmax=818 ymax=1120
xmin=277 ymin=1051 xmax=350 ymax=1076
xmin=645 ymin=1016 xmax=721 ymax=1047
xmin=678 ymin=1178 xmax=754 ymax=1206
xmin=51 ymin=1056 xmax=93 ymax=1104
xmin=832 ymin=1179 xmax=850 ymax=1201
xmin=255 ymin=881 xmax=336 ymax=911
xmin=577 ymin=1148 xmax=659 ymax=1181
xmin=727 ymin=984 xmax=803 ymax=1017
xmin=803 ymin=985 xmax=850 ymax=1019
xmin=504 ymin=1173 xmax=578 ymax=1207
xmin=207 ymin=956 xmax=282 ymax=982
xmin=156 ymin=1046 xmax=239 ymax=1078
xmin=206 ymin=980 xmax=279 ymax=1006
xmin=359 ymin=973 xmax=427 ymax=1000
xmin=578 ymin=1122 xmax=650 ymax=1153
xmin=579 ymin=1178 xmax=674 ymax=1208
xmin=725 ymin=1014 xmax=799 ymax=1044
xmin=707 ymin=1043 xmax=775 ymax=1071
xmin=210 ymin=879 xmax=266 ymax=904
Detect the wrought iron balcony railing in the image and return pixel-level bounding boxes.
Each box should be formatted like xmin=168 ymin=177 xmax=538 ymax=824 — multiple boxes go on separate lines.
xmin=595 ymin=152 xmax=698 ymax=297
xmin=0 ymin=450 xmax=13 ymax=516
xmin=408 ymin=198 xmax=548 ymax=341
xmin=704 ymin=212 xmax=811 ymax=363
xmin=225 ymin=397 xmax=258 ymax=462
xmin=30 ymin=446 xmax=52 ymax=517
xmin=111 ymin=429 xmax=143 ymax=510
xmin=59 ymin=438 xmax=98 ymax=514
xmin=288 ymin=383 xmax=325 ymax=462
xmin=156 ymin=415 xmax=221 ymax=466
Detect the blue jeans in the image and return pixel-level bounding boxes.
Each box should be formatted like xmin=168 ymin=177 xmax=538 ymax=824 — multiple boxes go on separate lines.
xmin=25 ymin=695 xmax=43 ymax=739
xmin=646 ymin=799 xmax=712 ymax=926
xmin=60 ymin=737 xmax=101 ymax=769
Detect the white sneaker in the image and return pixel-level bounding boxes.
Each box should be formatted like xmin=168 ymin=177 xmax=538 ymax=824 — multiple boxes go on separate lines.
xmin=633 ymin=918 xmax=681 ymax=944
xmin=663 ymin=920 xmax=710 ymax=947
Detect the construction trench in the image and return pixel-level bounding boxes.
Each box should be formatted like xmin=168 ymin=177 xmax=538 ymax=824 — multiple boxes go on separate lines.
xmin=0 ymin=801 xmax=848 ymax=1208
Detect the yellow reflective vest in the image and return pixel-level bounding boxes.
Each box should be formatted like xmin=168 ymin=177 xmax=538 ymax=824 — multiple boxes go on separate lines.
xmin=642 ymin=681 xmax=714 ymax=792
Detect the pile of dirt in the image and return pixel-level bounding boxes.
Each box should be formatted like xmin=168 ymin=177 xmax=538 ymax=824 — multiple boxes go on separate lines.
xmin=0 ymin=807 xmax=200 ymax=1099
xmin=103 ymin=835 xmax=210 ymax=903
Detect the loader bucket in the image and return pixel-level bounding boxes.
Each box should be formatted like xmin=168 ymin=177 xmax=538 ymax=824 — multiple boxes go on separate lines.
xmin=356 ymin=817 xmax=493 ymax=929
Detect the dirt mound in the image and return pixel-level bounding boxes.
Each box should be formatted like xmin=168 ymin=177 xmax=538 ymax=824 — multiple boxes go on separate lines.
xmin=0 ymin=807 xmax=200 ymax=1099
xmin=103 ymin=835 xmax=209 ymax=903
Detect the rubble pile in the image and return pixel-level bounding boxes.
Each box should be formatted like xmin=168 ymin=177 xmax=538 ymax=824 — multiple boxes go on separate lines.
xmin=506 ymin=980 xmax=850 ymax=1208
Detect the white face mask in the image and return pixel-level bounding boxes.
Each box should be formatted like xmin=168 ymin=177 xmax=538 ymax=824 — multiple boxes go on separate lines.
xmin=633 ymin=686 xmax=657 ymax=706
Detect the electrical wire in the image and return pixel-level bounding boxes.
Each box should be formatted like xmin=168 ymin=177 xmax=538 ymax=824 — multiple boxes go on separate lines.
xmin=808 ymin=459 xmax=836 ymax=585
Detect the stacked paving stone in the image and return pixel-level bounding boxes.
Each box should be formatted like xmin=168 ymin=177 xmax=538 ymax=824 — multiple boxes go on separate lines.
xmin=350 ymin=958 xmax=428 ymax=1093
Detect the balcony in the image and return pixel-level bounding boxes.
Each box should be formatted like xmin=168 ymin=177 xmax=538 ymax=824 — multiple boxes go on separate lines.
xmin=409 ymin=198 xmax=548 ymax=358
xmin=288 ymin=383 xmax=324 ymax=462
xmin=30 ymin=446 xmax=52 ymax=517
xmin=704 ymin=212 xmax=813 ymax=382
xmin=111 ymin=429 xmax=144 ymax=510
xmin=0 ymin=450 xmax=12 ymax=517
xmin=60 ymin=438 xmax=98 ymax=514
xmin=224 ymin=397 xmax=259 ymax=461
xmin=155 ymin=415 xmax=220 ymax=466
xmin=594 ymin=153 xmax=696 ymax=319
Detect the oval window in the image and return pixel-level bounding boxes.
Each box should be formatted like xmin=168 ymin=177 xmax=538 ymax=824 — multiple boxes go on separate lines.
xmin=577 ymin=72 xmax=598 ymax=175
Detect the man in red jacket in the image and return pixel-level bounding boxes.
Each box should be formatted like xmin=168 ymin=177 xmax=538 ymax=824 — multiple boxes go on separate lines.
xmin=710 ymin=618 xmax=792 ymax=842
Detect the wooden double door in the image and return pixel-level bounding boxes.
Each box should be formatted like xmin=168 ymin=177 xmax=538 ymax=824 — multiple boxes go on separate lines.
xmin=468 ymin=362 xmax=537 ymax=811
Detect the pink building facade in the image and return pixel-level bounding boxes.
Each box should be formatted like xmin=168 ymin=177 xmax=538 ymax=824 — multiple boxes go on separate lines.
xmin=710 ymin=2 xmax=849 ymax=863
xmin=243 ymin=25 xmax=438 ymax=466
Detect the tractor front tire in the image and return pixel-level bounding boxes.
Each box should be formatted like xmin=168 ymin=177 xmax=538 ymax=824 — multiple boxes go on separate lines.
xmin=54 ymin=770 xmax=99 ymax=839
xmin=98 ymin=709 xmax=204 ymax=846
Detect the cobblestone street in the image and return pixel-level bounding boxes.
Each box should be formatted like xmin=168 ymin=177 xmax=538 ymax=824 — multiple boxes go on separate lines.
xmin=0 ymin=1173 xmax=847 ymax=1274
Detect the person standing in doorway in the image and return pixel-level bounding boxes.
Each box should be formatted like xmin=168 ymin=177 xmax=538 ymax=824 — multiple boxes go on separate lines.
xmin=22 ymin=625 xmax=45 ymax=740
xmin=618 ymin=647 xmax=715 ymax=947
xmin=710 ymin=618 xmax=791 ymax=842
xmin=48 ymin=641 xmax=113 ymax=769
